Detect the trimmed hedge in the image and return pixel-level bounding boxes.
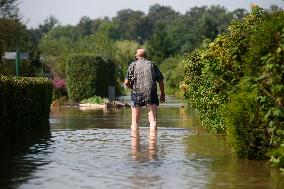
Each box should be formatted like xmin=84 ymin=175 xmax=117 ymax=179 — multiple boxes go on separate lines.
xmin=66 ymin=54 xmax=114 ymax=101
xmin=0 ymin=75 xmax=52 ymax=133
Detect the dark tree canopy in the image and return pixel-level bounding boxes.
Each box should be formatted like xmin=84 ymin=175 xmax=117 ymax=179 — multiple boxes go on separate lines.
xmin=0 ymin=0 xmax=20 ymax=19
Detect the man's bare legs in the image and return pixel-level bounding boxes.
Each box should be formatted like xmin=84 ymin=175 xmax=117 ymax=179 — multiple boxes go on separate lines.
xmin=131 ymin=106 xmax=141 ymax=136
xmin=147 ymin=104 xmax=157 ymax=136
xmin=131 ymin=104 xmax=157 ymax=133
xmin=130 ymin=105 xmax=158 ymax=159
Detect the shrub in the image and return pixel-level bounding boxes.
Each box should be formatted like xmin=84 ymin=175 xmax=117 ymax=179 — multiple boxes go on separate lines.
xmin=159 ymin=57 xmax=185 ymax=95
xmin=181 ymin=7 xmax=284 ymax=167
xmin=81 ymin=95 xmax=105 ymax=104
xmin=223 ymin=78 xmax=270 ymax=159
xmin=0 ymin=75 xmax=52 ymax=133
xmin=52 ymin=78 xmax=67 ymax=99
xmin=66 ymin=54 xmax=115 ymax=101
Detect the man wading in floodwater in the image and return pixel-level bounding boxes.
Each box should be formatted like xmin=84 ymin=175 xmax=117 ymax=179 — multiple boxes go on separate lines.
xmin=124 ymin=49 xmax=165 ymax=143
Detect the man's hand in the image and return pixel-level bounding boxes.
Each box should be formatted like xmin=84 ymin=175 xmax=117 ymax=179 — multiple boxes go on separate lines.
xmin=160 ymin=93 xmax=165 ymax=103
xmin=158 ymin=80 xmax=165 ymax=103
xmin=124 ymin=79 xmax=132 ymax=89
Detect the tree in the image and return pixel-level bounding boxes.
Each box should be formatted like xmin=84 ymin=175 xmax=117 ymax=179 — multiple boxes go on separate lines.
xmin=147 ymin=4 xmax=179 ymax=25
xmin=115 ymin=40 xmax=139 ymax=80
xmin=0 ymin=0 xmax=20 ymax=19
xmin=112 ymin=9 xmax=145 ymax=41
xmin=146 ymin=22 xmax=175 ymax=63
xmin=38 ymin=25 xmax=79 ymax=78
xmin=77 ymin=16 xmax=94 ymax=36
xmin=0 ymin=18 xmax=31 ymax=75
xmin=29 ymin=15 xmax=59 ymax=45
xmin=231 ymin=8 xmax=248 ymax=19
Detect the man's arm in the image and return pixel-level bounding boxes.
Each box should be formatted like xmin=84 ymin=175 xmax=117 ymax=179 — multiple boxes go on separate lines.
xmin=158 ymin=80 xmax=165 ymax=103
xmin=124 ymin=79 xmax=132 ymax=89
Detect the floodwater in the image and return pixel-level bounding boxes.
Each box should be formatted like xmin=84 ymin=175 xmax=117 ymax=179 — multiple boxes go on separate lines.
xmin=0 ymin=97 xmax=284 ymax=189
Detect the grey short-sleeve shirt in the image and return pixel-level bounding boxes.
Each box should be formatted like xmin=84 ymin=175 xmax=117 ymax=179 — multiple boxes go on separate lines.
xmin=126 ymin=59 xmax=164 ymax=107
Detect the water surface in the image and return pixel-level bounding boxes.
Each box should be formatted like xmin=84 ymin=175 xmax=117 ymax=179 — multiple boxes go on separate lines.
xmin=0 ymin=97 xmax=283 ymax=189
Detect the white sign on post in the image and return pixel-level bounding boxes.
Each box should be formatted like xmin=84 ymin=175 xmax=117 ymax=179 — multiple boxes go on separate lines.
xmin=4 ymin=52 xmax=16 ymax=59
xmin=4 ymin=51 xmax=29 ymax=76
xmin=4 ymin=52 xmax=29 ymax=60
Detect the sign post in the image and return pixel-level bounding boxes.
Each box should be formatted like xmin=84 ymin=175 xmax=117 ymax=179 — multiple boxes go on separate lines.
xmin=4 ymin=51 xmax=29 ymax=76
xmin=16 ymin=50 xmax=19 ymax=76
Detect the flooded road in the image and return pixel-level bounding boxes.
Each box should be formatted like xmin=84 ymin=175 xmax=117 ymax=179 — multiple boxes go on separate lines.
xmin=0 ymin=97 xmax=283 ymax=189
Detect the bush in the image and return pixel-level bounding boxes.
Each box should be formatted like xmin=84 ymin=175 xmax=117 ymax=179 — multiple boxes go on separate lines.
xmin=66 ymin=54 xmax=115 ymax=101
xmin=81 ymin=95 xmax=105 ymax=104
xmin=223 ymin=78 xmax=270 ymax=159
xmin=181 ymin=7 xmax=284 ymax=167
xmin=0 ymin=75 xmax=52 ymax=133
xmin=52 ymin=78 xmax=67 ymax=100
xmin=159 ymin=57 xmax=185 ymax=95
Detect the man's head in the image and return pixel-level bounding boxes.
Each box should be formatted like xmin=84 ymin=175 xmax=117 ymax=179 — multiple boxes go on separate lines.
xmin=135 ymin=49 xmax=147 ymax=60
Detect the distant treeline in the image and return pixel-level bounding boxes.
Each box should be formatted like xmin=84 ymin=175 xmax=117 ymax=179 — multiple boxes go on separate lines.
xmin=0 ymin=1 xmax=281 ymax=92
xmin=1 ymin=1 xmax=251 ymax=78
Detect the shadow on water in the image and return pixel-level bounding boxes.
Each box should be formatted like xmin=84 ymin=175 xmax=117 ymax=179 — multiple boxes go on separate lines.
xmin=0 ymin=127 xmax=52 ymax=189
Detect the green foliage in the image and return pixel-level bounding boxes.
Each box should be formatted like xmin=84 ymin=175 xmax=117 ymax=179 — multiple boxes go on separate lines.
xmin=0 ymin=75 xmax=52 ymax=132
xmin=181 ymin=7 xmax=284 ymax=167
xmin=257 ymin=29 xmax=284 ymax=168
xmin=38 ymin=26 xmax=117 ymax=79
xmin=159 ymin=57 xmax=185 ymax=95
xmin=34 ymin=4 xmax=244 ymax=87
xmin=182 ymin=47 xmax=229 ymax=132
xmin=113 ymin=9 xmax=146 ymax=41
xmin=223 ymin=78 xmax=270 ymax=159
xmin=38 ymin=25 xmax=80 ymax=78
xmin=66 ymin=54 xmax=114 ymax=101
xmin=76 ymin=31 xmax=116 ymax=59
xmin=0 ymin=18 xmax=31 ymax=53
xmin=0 ymin=0 xmax=19 ymax=19
xmin=81 ymin=95 xmax=105 ymax=104
xmin=114 ymin=40 xmax=139 ymax=80
xmin=147 ymin=5 xmax=239 ymax=64
xmin=0 ymin=18 xmax=31 ymax=75
xmin=147 ymin=22 xmax=176 ymax=63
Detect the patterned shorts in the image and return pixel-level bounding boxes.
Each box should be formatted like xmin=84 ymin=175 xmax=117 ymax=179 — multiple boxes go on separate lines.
xmin=131 ymin=92 xmax=159 ymax=107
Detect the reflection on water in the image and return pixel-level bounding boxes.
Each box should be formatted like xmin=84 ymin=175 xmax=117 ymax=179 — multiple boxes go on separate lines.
xmin=0 ymin=128 xmax=52 ymax=189
xmin=131 ymin=130 xmax=158 ymax=161
xmin=184 ymin=135 xmax=284 ymax=189
xmin=0 ymin=100 xmax=284 ymax=189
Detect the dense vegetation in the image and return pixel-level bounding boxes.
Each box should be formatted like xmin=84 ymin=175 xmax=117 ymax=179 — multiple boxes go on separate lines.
xmin=81 ymin=95 xmax=105 ymax=104
xmin=66 ymin=54 xmax=114 ymax=101
xmin=0 ymin=75 xmax=52 ymax=132
xmin=1 ymin=1 xmax=248 ymax=95
xmin=181 ymin=6 xmax=284 ymax=167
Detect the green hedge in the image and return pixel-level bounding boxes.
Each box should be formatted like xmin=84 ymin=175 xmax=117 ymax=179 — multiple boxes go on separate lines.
xmin=0 ymin=75 xmax=52 ymax=133
xmin=223 ymin=78 xmax=271 ymax=159
xmin=181 ymin=7 xmax=284 ymax=167
xmin=66 ymin=54 xmax=114 ymax=101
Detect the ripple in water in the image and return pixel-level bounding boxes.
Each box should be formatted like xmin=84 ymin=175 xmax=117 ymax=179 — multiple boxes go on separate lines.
xmin=1 ymin=106 xmax=284 ymax=189
xmin=9 ymin=127 xmax=212 ymax=189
